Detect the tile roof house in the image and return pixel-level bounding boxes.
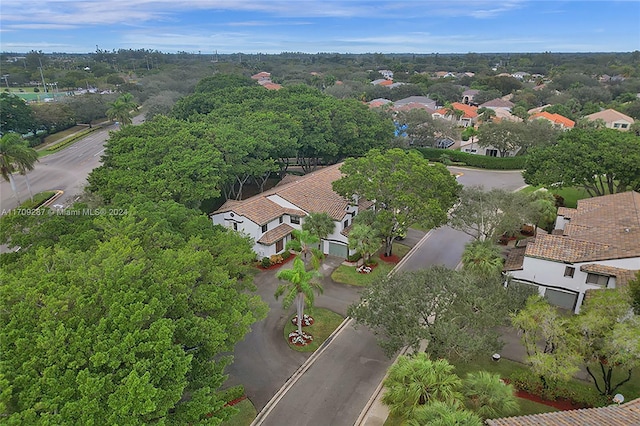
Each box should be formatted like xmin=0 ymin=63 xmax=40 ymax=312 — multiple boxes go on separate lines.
xmin=211 ymin=163 xmax=369 ymax=260
xmin=433 ymin=102 xmax=478 ymax=127
xmin=393 ymin=96 xmax=438 ymax=110
xmin=462 ymin=89 xmax=480 ymax=105
xmin=505 ymin=191 xmax=640 ymax=313
xmin=479 ymin=98 xmax=515 ymax=111
xmin=584 ymin=109 xmax=635 ymax=131
xmin=487 ymin=397 xmax=640 ymax=425
xmin=530 ymin=111 xmax=575 ymax=129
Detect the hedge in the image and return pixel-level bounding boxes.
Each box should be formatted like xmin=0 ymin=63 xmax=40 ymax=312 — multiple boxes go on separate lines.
xmin=415 ymin=147 xmax=526 ymax=170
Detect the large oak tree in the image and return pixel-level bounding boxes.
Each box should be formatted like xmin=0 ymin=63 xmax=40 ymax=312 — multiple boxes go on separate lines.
xmin=523 ymin=128 xmax=640 ymax=196
xmin=333 ymin=148 xmax=460 ymax=256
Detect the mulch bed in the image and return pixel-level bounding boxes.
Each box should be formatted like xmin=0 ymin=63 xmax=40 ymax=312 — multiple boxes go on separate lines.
xmin=257 ymin=253 xmax=296 ymax=270
xmin=515 ymin=389 xmax=585 ymax=411
xmin=502 ymin=379 xmax=586 ymax=411
xmin=225 ymin=395 xmax=247 ymax=407
xmin=379 ymin=253 xmax=401 ymax=263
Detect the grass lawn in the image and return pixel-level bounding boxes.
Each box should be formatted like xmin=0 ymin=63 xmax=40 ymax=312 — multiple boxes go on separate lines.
xmin=331 ymin=243 xmax=410 ymax=286
xmin=220 ymin=399 xmax=257 ymax=426
xmin=283 ymin=307 xmax=345 ymax=352
xmin=15 ymin=191 xmax=56 ymax=209
xmin=520 ymin=185 xmax=594 ymax=209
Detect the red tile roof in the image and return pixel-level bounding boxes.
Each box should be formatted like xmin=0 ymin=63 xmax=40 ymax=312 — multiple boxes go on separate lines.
xmin=530 ymin=111 xmax=575 ymax=128
xmin=435 ymin=102 xmax=478 ymax=118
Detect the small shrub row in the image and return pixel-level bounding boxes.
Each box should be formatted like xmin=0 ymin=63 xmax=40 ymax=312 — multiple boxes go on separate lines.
xmin=347 ymin=252 xmax=362 ymax=263
xmin=259 ymin=252 xmax=290 ymax=268
xmin=416 ymin=147 xmax=527 ymax=170
xmin=38 ymin=127 xmax=99 ymax=155
xmin=509 ymin=370 xmax=610 ymax=408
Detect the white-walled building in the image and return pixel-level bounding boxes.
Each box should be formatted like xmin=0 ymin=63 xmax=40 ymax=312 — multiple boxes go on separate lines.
xmin=505 ymin=191 xmax=640 ymax=313
xmin=210 ymin=163 xmax=370 ymax=260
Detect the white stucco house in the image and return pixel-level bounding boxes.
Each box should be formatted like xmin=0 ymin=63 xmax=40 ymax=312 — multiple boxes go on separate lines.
xmin=505 ymin=191 xmax=640 ymax=313
xmin=210 ymin=163 xmax=370 ymax=260
xmin=583 ymin=109 xmax=635 ymax=131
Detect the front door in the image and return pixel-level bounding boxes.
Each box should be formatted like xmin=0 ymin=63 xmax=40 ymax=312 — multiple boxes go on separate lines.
xmin=276 ymin=239 xmax=284 ymax=253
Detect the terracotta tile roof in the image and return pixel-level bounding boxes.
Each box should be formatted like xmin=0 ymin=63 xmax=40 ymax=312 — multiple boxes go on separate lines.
xmin=504 ymin=246 xmax=526 ymax=271
xmin=275 ymin=164 xmax=351 ymax=221
xmin=530 ymin=111 xmax=575 ymax=128
xmin=215 ymin=197 xmax=306 ymax=226
xmin=435 ymin=102 xmax=478 ymax=118
xmin=262 ymin=82 xmax=282 ymax=90
xmin=257 ymin=223 xmax=294 ymax=245
xmin=580 ymin=264 xmax=639 ymax=288
xmin=213 ymin=163 xmax=355 ymax=224
xmin=251 ymin=71 xmax=271 ymax=79
xmin=525 ymin=191 xmax=640 ymax=262
xmin=487 ymin=397 xmax=640 ymax=425
xmin=557 ymin=206 xmax=575 ymax=218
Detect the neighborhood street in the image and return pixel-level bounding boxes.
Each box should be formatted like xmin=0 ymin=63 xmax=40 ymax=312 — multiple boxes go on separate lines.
xmin=0 ymin=117 xmax=144 ymax=213
xmin=243 ymin=167 xmax=527 ymax=425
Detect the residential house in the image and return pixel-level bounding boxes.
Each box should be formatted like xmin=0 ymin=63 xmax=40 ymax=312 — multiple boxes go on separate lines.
xmin=371 ymin=78 xmax=393 ymax=86
xmin=251 ymin=71 xmax=271 ymax=80
xmin=504 ymin=191 xmax=640 ymax=313
xmin=211 ymin=163 xmax=370 ymax=260
xmin=584 ymin=109 xmax=635 ymax=131
xmin=393 ymin=96 xmax=438 ymax=110
xmin=462 ymin=89 xmax=480 ymax=105
xmin=487 ymin=397 xmax=640 ymax=426
xmin=479 ymin=98 xmax=515 ymax=112
xmin=368 ymin=98 xmax=393 ymax=108
xmin=378 ymin=69 xmax=394 ymax=80
xmin=511 ymin=71 xmax=530 ymax=80
xmin=433 ymin=102 xmax=478 ymax=127
xmin=530 ymin=111 xmax=575 ymax=129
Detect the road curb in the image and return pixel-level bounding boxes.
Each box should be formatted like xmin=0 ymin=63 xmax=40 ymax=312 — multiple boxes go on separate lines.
xmin=251 ymin=316 xmax=355 ymax=426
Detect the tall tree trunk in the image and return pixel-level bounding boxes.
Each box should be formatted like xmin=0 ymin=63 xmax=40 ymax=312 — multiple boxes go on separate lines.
xmin=296 ymin=293 xmax=305 ymax=335
xmin=23 ymin=174 xmax=34 ymax=201
xmin=8 ymin=173 xmax=21 ymax=204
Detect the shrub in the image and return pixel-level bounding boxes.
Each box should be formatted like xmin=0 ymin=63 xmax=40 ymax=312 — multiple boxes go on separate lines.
xmin=269 ymin=254 xmax=283 ymax=265
xmin=281 ymin=251 xmax=291 ymax=260
xmin=261 ymin=257 xmax=271 ymax=268
xmin=348 ymin=252 xmax=362 ymax=262
xmin=416 ymin=147 xmax=526 ymax=170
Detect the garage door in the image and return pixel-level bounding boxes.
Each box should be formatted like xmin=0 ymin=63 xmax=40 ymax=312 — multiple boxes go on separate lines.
xmin=328 ymin=242 xmax=348 ymax=259
xmin=544 ymin=288 xmax=578 ymax=311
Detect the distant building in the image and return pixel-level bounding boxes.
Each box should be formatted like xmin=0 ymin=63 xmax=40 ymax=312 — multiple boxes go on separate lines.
xmin=584 ymin=109 xmax=634 ymax=131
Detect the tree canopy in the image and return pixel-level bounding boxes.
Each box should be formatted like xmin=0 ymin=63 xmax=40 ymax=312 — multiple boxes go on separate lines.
xmin=0 ymin=200 xmax=267 ymax=424
xmin=523 ymin=128 xmax=640 ymax=196
xmin=348 ymin=266 xmax=534 ymax=360
xmin=333 ymin=148 xmax=460 ymax=256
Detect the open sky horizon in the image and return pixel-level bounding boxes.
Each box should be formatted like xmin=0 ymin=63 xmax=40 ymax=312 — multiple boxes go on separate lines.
xmin=1 ymin=1 xmax=639 ymax=55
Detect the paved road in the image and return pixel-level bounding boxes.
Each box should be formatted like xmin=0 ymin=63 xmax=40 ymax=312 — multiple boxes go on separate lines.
xmin=253 ymin=166 xmax=527 ymax=425
xmin=0 ymin=117 xmax=144 ymax=212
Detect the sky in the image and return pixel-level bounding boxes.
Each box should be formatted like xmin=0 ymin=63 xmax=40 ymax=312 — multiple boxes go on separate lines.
xmin=1 ymin=1 xmax=639 ymax=54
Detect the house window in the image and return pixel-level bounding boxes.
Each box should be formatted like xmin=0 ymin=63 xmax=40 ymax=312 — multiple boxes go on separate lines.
xmin=613 ymin=123 xmax=621 ymax=128
xmin=279 ymin=216 xmax=283 ymax=224
xmin=290 ymin=216 xmax=300 ymax=225
xmin=564 ymin=266 xmax=575 ymax=278
xmin=621 ymin=124 xmax=628 ymax=129
xmin=261 ymin=224 xmax=268 ymax=233
xmin=276 ymin=239 xmax=284 ymax=252
xmin=343 ymin=219 xmax=349 ymax=229
xmin=586 ymin=273 xmax=609 ymax=287
xmin=486 ymin=149 xmax=498 ymax=157
xmin=233 ymin=223 xmax=238 ymax=231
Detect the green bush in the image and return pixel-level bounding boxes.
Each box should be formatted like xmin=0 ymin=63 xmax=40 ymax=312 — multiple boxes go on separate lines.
xmin=281 ymin=250 xmax=291 ymax=260
xmin=508 ymin=370 xmax=609 ymax=408
xmin=261 ymin=257 xmax=271 ymax=268
xmin=416 ymin=148 xmax=526 ymax=170
xmin=348 ymin=252 xmax=362 ymax=262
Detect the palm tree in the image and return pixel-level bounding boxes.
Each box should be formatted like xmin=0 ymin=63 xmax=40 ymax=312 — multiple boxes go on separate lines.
xmin=275 ymin=257 xmax=323 ymax=340
xmin=382 ymin=353 xmax=463 ymax=420
xmin=407 ymin=401 xmax=483 ymax=426
xmin=0 ymin=133 xmax=39 ymax=203
xmin=302 ymin=212 xmax=335 ymax=242
xmin=462 ymin=371 xmax=519 ymax=419
xmin=286 ymin=228 xmax=320 ymax=265
xmin=347 ymin=223 xmax=379 ymax=265
xmin=107 ymin=93 xmax=137 ymax=127
xmin=461 ymin=240 xmax=504 ymax=278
